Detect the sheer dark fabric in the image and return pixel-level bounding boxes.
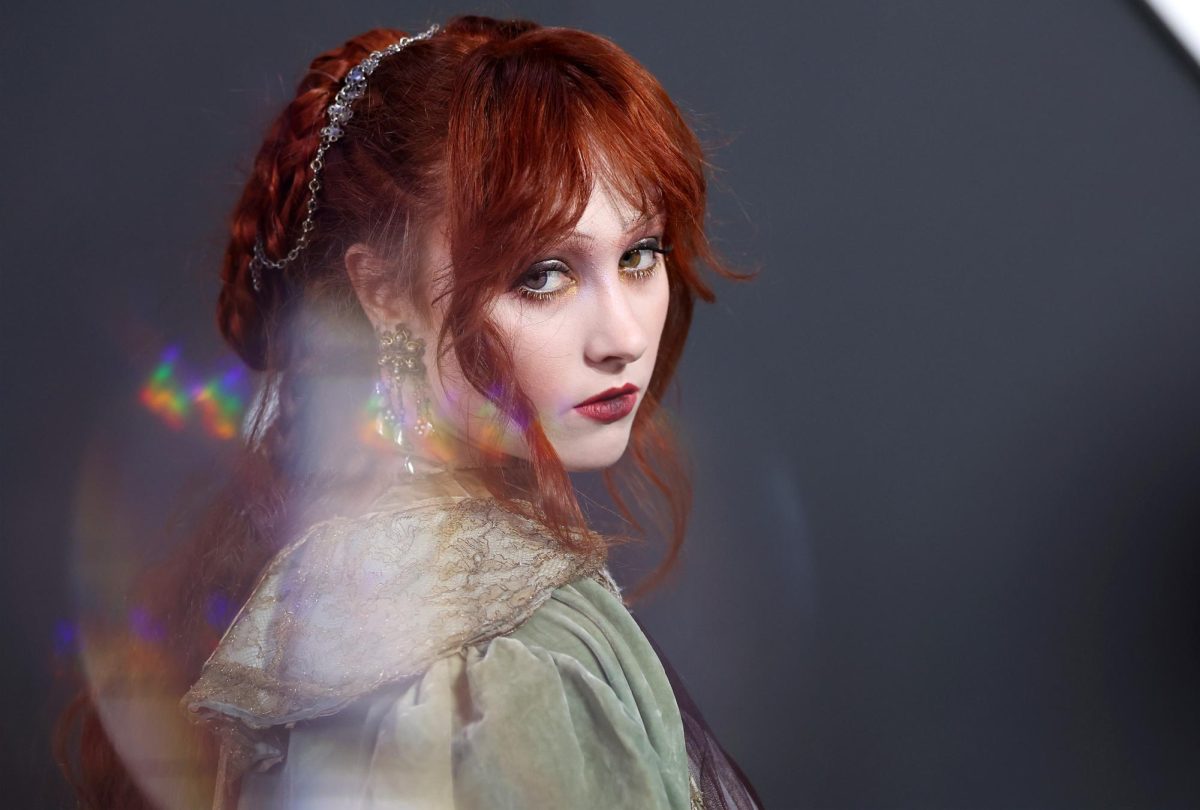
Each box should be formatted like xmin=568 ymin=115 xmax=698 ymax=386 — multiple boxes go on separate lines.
xmin=635 ymin=617 xmax=767 ymax=809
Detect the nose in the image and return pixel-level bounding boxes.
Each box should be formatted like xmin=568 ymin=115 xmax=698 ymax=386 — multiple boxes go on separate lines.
xmin=583 ymin=276 xmax=649 ymax=371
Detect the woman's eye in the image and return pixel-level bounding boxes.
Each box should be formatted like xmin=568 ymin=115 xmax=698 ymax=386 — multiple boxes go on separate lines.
xmin=514 ymin=262 xmax=574 ymax=302
xmin=619 ymin=238 xmax=669 ymax=275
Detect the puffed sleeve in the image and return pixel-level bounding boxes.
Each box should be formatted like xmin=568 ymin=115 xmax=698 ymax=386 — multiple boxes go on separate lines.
xmin=235 ymin=577 xmax=692 ymax=810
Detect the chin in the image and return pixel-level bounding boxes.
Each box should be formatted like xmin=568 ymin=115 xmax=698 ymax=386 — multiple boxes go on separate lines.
xmin=555 ymin=430 xmax=632 ymax=472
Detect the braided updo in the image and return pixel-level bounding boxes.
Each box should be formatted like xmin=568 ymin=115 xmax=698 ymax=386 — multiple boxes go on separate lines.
xmin=217 ymin=27 xmax=448 ymax=371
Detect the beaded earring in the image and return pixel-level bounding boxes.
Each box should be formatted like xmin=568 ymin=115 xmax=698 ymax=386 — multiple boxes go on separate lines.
xmin=375 ymin=323 xmax=435 ymax=475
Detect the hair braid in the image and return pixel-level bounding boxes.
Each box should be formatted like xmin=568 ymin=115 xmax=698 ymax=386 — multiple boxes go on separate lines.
xmin=218 ymin=29 xmax=409 ymax=371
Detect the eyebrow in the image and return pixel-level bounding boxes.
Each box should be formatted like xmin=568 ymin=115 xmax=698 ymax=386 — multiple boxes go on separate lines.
xmin=558 ymin=210 xmax=665 ymax=246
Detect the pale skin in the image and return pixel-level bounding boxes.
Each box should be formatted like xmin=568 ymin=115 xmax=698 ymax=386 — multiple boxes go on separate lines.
xmin=347 ymin=180 xmax=671 ymax=473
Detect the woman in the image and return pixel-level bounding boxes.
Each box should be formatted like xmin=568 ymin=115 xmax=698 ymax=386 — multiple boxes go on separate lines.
xmin=60 ymin=14 xmax=762 ymax=809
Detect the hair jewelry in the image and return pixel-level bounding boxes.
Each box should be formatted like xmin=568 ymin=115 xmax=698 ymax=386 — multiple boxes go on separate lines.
xmin=250 ymin=22 xmax=441 ymax=293
xmin=375 ymin=323 xmax=436 ymax=475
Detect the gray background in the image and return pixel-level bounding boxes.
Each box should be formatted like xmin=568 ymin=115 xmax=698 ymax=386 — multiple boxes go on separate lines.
xmin=3 ymin=1 xmax=1199 ymax=807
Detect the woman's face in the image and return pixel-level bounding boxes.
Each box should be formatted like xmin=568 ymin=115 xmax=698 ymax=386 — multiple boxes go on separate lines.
xmin=394 ymin=180 xmax=671 ymax=472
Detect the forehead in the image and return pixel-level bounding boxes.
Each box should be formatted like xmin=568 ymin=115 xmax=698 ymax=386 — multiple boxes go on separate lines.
xmin=571 ymin=180 xmax=665 ymax=239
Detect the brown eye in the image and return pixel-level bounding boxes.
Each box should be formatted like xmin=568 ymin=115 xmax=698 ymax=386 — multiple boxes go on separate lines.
xmin=619 ymin=248 xmax=658 ymax=272
xmin=619 ymin=238 xmax=668 ymax=275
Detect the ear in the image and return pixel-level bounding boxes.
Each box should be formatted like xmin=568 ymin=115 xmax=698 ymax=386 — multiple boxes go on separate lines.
xmin=344 ymin=243 xmax=410 ymax=331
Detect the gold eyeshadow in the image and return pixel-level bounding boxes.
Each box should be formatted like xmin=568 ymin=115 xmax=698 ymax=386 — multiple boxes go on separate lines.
xmin=513 ymin=238 xmax=670 ymax=305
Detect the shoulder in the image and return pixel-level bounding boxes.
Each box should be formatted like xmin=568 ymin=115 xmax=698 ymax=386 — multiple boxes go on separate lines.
xmin=236 ymin=573 xmax=692 ymax=809
xmin=182 ymin=495 xmax=606 ymax=736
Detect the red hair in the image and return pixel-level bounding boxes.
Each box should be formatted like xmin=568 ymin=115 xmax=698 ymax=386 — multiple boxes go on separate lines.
xmin=57 ymin=15 xmax=750 ymax=806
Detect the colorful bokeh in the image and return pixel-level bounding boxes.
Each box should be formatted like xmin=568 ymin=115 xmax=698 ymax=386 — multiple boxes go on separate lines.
xmin=138 ymin=347 xmax=190 ymax=430
xmin=138 ymin=347 xmax=247 ymax=439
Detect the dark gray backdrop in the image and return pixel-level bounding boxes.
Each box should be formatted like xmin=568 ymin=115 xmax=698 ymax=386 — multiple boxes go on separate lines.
xmin=3 ymin=1 xmax=1198 ymax=807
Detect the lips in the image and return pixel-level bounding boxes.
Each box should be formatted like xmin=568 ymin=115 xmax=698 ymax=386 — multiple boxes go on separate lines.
xmin=574 ymin=383 xmax=640 ymax=424
xmin=575 ymin=383 xmax=639 ymax=408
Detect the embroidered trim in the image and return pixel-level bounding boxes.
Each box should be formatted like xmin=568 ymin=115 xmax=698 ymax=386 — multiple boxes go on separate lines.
xmin=183 ymin=495 xmax=607 ymax=773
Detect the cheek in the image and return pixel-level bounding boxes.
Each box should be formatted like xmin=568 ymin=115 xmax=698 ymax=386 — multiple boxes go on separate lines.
xmin=504 ymin=315 xmax=579 ymax=411
xmin=434 ymin=302 xmax=578 ymax=423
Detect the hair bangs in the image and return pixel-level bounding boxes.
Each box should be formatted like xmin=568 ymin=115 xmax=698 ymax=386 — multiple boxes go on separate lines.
xmin=445 ymin=47 xmax=585 ymax=287
xmin=445 ymin=28 xmax=701 ymax=290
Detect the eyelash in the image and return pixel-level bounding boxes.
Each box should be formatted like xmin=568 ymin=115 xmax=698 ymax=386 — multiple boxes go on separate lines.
xmin=513 ymin=238 xmax=672 ymax=304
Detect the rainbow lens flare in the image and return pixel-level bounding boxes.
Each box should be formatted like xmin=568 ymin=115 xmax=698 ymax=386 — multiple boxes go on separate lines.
xmin=138 ymin=347 xmax=190 ymax=430
xmin=138 ymin=347 xmax=247 ymax=439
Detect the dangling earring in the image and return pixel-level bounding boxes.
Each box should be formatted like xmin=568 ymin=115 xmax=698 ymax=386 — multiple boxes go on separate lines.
xmin=375 ymin=323 xmax=435 ymax=475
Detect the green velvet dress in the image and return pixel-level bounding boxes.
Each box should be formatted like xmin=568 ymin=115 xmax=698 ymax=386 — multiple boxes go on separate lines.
xmin=182 ymin=468 xmax=708 ymax=809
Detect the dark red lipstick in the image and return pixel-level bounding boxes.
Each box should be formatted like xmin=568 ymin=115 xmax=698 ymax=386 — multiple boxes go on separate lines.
xmin=574 ymin=383 xmax=639 ymax=423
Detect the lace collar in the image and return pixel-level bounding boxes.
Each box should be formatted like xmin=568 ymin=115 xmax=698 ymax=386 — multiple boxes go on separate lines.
xmin=182 ymin=468 xmax=612 ymax=769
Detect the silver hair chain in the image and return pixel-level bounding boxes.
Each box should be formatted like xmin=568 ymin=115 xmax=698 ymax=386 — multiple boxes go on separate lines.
xmin=249 ymin=22 xmax=441 ymax=293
